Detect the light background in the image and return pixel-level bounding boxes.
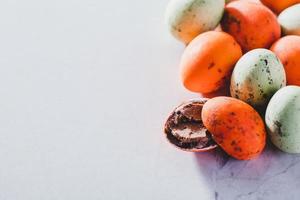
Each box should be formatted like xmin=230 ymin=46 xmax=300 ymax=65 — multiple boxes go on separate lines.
xmin=0 ymin=0 xmax=300 ymax=200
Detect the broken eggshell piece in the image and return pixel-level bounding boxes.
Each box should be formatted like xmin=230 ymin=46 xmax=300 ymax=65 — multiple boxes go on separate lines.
xmin=164 ymin=98 xmax=217 ymax=152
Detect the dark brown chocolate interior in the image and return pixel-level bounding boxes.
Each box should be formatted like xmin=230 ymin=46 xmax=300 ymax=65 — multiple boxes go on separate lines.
xmin=164 ymin=99 xmax=216 ymax=150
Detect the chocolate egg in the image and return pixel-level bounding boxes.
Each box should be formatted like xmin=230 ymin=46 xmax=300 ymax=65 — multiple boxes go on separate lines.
xmin=221 ymin=1 xmax=280 ymax=52
xmin=230 ymin=49 xmax=286 ymax=107
xmin=260 ymin=0 xmax=300 ymax=14
xmin=180 ymin=31 xmax=242 ymax=94
xmin=164 ymin=99 xmax=217 ymax=152
xmin=265 ymin=86 xmax=300 ymax=153
xmin=165 ymin=0 xmax=225 ymax=44
xmin=202 ymin=97 xmax=266 ymax=160
xmin=278 ymin=4 xmax=300 ymax=36
xmin=270 ymin=35 xmax=300 ymax=86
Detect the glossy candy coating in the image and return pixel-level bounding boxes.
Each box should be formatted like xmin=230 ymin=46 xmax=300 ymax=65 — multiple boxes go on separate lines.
xmin=181 ymin=31 xmax=242 ymax=93
xmin=221 ymin=1 xmax=280 ymax=52
xmin=278 ymin=4 xmax=300 ymax=36
xmin=165 ymin=0 xmax=225 ymax=44
xmin=202 ymin=97 xmax=266 ymax=160
xmin=265 ymin=86 xmax=300 ymax=153
xmin=230 ymin=49 xmax=286 ymax=107
xmin=260 ymin=0 xmax=300 ymax=14
xmin=271 ymin=35 xmax=300 ymax=86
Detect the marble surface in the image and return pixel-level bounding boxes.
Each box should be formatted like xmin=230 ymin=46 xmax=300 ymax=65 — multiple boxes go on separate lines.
xmin=195 ymin=143 xmax=300 ymax=200
xmin=0 ymin=0 xmax=299 ymax=199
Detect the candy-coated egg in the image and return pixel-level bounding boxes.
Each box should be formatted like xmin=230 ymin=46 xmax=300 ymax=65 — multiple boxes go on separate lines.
xmin=265 ymin=86 xmax=300 ymax=153
xmin=221 ymin=1 xmax=280 ymax=52
xmin=230 ymin=49 xmax=286 ymax=107
xmin=165 ymin=0 xmax=225 ymax=44
xmin=260 ymin=0 xmax=300 ymax=14
xmin=278 ymin=4 xmax=300 ymax=36
xmin=271 ymin=35 xmax=300 ymax=86
xmin=202 ymin=97 xmax=266 ymax=160
xmin=181 ymin=31 xmax=242 ymax=93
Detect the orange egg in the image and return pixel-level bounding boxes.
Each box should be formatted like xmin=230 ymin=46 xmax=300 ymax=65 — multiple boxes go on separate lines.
xmin=202 ymin=97 xmax=266 ymax=160
xmin=221 ymin=1 xmax=281 ymax=52
xmin=226 ymin=0 xmax=261 ymax=4
xmin=180 ymin=31 xmax=242 ymax=94
xmin=260 ymin=0 xmax=300 ymax=14
xmin=270 ymin=36 xmax=300 ymax=86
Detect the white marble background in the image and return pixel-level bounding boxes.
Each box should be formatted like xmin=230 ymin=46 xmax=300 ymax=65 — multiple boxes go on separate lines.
xmin=0 ymin=0 xmax=299 ymax=199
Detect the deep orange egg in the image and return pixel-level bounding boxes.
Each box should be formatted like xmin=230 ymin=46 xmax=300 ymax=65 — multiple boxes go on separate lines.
xmin=180 ymin=31 xmax=242 ymax=94
xmin=202 ymin=97 xmax=266 ymax=160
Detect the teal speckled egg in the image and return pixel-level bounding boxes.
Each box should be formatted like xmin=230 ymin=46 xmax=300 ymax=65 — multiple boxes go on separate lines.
xmin=278 ymin=4 xmax=300 ymax=36
xmin=165 ymin=0 xmax=225 ymax=44
xmin=230 ymin=49 xmax=286 ymax=107
xmin=265 ymin=86 xmax=300 ymax=153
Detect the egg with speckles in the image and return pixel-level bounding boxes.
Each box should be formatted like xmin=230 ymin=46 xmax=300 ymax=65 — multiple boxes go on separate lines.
xmin=266 ymin=86 xmax=300 ymax=153
xmin=165 ymin=0 xmax=225 ymax=44
xmin=202 ymin=97 xmax=266 ymax=160
xmin=230 ymin=49 xmax=286 ymax=107
xmin=278 ymin=4 xmax=300 ymax=36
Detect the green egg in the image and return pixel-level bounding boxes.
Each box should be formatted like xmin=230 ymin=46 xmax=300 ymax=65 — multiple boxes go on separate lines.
xmin=230 ymin=49 xmax=286 ymax=107
xmin=278 ymin=4 xmax=300 ymax=36
xmin=265 ymin=86 xmax=300 ymax=153
xmin=165 ymin=0 xmax=225 ymax=44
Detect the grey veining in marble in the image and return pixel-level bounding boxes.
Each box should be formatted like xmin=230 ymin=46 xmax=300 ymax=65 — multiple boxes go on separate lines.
xmin=194 ymin=142 xmax=300 ymax=200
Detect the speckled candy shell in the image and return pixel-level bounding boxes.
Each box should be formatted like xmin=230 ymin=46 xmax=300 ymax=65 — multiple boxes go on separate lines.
xmin=266 ymin=86 xmax=300 ymax=153
xmin=230 ymin=49 xmax=286 ymax=107
xmin=165 ymin=0 xmax=225 ymax=44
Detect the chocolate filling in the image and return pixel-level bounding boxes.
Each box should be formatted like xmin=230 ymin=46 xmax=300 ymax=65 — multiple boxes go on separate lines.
xmin=164 ymin=99 xmax=217 ymax=151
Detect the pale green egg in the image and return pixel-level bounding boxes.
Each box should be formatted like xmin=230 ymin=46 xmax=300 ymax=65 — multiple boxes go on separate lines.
xmin=230 ymin=49 xmax=286 ymax=107
xmin=278 ymin=4 xmax=300 ymax=36
xmin=165 ymin=0 xmax=225 ymax=44
xmin=265 ymin=86 xmax=300 ymax=153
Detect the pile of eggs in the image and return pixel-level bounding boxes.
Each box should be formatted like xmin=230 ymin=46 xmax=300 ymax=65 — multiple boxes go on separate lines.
xmin=164 ymin=0 xmax=300 ymax=160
